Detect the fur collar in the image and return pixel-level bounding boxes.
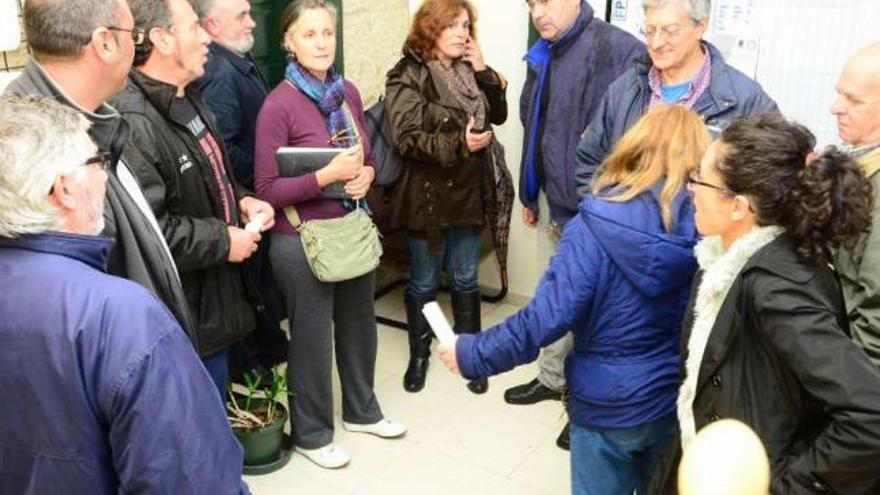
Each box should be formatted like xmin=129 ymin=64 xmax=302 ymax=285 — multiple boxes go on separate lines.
xmin=677 ymin=226 xmax=784 ymax=449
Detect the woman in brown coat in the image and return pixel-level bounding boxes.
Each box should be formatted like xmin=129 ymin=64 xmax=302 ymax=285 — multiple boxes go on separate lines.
xmin=385 ymin=0 xmax=507 ymax=394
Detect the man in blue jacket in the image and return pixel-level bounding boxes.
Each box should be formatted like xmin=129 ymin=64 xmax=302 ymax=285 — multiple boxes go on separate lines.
xmin=194 ymin=0 xmax=288 ymax=386
xmin=506 ymin=0 xmax=644 ymax=449
xmin=574 ymin=0 xmax=777 ymax=192
xmin=0 ymin=95 xmax=250 ymax=494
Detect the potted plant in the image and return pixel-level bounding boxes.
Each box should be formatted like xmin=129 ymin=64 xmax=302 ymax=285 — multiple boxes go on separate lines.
xmin=227 ymin=366 xmax=292 ymax=475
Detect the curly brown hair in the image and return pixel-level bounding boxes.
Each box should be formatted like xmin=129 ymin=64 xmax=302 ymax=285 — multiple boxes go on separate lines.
xmin=715 ymin=113 xmax=873 ymax=264
xmin=403 ymin=0 xmax=477 ymax=60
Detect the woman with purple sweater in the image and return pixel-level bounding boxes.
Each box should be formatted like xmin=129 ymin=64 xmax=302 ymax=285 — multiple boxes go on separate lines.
xmin=253 ymin=0 xmax=405 ymax=470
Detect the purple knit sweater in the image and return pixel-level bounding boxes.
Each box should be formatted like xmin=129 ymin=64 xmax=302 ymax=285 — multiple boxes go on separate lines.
xmin=254 ymin=80 xmax=374 ymax=236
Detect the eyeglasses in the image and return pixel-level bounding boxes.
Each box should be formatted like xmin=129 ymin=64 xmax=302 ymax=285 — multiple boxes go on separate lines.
xmin=107 ymin=26 xmax=146 ymax=45
xmin=686 ymin=172 xmax=736 ymax=195
xmin=48 ymin=151 xmax=112 ymax=195
xmin=639 ymin=22 xmax=696 ymax=43
xmin=84 ymin=151 xmax=113 ymax=171
xmin=327 ymin=128 xmax=359 ymax=146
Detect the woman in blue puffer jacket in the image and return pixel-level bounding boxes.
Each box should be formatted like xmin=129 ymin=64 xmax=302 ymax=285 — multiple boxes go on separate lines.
xmin=438 ymin=104 xmax=709 ymax=495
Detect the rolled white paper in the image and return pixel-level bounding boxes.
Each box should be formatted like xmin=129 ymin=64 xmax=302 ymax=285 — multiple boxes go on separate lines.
xmin=421 ymin=301 xmax=456 ymax=344
xmin=245 ymin=212 xmax=267 ymax=233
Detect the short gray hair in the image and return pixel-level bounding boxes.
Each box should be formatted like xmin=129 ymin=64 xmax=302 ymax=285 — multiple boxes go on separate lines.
xmin=189 ymin=0 xmax=215 ymax=21
xmin=642 ymin=0 xmax=711 ymax=22
xmin=129 ymin=0 xmax=174 ymax=66
xmin=0 ymin=96 xmax=93 ymax=238
xmin=280 ymin=0 xmax=338 ymax=40
xmin=24 ymin=0 xmax=120 ymax=59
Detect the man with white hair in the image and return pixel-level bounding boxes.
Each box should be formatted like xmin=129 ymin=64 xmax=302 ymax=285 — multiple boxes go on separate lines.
xmin=5 ymin=0 xmax=198 ymax=347
xmin=832 ymin=42 xmax=880 ymax=371
xmin=0 ymin=95 xmax=249 ymax=494
xmin=574 ymin=0 xmax=777 ymax=190
xmin=194 ymin=0 xmax=289 ymax=382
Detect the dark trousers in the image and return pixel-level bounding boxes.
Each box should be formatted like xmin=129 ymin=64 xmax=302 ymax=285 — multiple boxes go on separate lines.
xmin=270 ymin=232 xmax=383 ymax=449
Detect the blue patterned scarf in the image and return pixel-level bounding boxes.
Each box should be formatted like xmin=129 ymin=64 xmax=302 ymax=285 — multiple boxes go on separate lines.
xmin=285 ymin=59 xmax=366 ymax=211
xmin=284 ymin=59 xmax=354 ymax=149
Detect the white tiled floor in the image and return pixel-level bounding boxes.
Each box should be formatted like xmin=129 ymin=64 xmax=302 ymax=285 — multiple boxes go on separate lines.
xmin=244 ymin=288 xmax=571 ymax=495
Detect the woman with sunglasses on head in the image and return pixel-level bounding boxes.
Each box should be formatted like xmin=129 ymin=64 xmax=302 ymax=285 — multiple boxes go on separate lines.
xmin=438 ymin=105 xmax=709 ymax=495
xmin=253 ymin=0 xmax=405 ymax=470
xmin=649 ymin=113 xmax=880 ymax=494
xmin=384 ymin=0 xmax=508 ymax=395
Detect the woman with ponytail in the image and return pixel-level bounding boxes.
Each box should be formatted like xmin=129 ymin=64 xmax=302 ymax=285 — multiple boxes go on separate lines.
xmin=651 ymin=113 xmax=880 ymax=494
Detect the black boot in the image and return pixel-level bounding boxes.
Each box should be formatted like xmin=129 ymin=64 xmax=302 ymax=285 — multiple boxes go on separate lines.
xmin=403 ymin=293 xmax=433 ymax=393
xmin=451 ymin=290 xmax=488 ymax=394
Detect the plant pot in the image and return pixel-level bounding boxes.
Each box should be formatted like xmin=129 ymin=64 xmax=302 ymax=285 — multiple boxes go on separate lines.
xmin=232 ymin=404 xmax=292 ymax=475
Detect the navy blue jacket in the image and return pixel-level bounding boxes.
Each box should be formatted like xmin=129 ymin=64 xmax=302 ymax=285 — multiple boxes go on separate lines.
xmin=198 ymin=43 xmax=268 ymax=190
xmin=574 ymin=42 xmax=778 ymax=193
xmin=457 ymin=185 xmax=699 ymax=428
xmin=520 ymin=1 xmax=644 ymax=223
xmin=0 ymin=233 xmax=249 ymax=494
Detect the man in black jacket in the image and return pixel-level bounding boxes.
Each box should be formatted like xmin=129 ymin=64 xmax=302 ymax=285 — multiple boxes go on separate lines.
xmin=194 ymin=0 xmax=288 ymax=380
xmin=113 ymin=0 xmax=275 ymax=397
xmin=5 ymin=0 xmax=198 ymax=349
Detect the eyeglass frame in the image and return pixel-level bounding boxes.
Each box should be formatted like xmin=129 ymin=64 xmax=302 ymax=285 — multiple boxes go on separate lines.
xmin=84 ymin=151 xmax=114 ymax=171
xmin=639 ymin=19 xmax=702 ymax=44
xmin=687 ymin=171 xmax=756 ymax=213
xmin=48 ymin=151 xmax=113 ymax=195
xmin=106 ymin=26 xmax=147 ymax=45
xmin=686 ymin=171 xmax=737 ymax=196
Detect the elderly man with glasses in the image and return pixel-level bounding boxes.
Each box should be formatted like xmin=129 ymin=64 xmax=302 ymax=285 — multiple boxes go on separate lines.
xmin=5 ymin=0 xmax=198 ymax=349
xmin=574 ymin=0 xmax=778 ymax=192
xmin=0 ymin=95 xmax=250 ymax=495
xmin=832 ymin=42 xmax=880 ymax=372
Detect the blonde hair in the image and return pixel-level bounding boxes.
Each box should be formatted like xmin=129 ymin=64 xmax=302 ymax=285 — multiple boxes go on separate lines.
xmin=592 ymin=105 xmax=709 ymax=232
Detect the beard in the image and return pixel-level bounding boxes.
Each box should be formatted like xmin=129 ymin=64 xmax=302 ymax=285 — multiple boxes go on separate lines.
xmin=230 ymin=34 xmax=255 ymax=55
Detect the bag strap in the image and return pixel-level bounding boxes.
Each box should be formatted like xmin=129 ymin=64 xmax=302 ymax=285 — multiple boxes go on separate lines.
xmin=283 ymin=204 xmax=305 ymax=231
xmin=284 ymin=199 xmax=362 ymax=229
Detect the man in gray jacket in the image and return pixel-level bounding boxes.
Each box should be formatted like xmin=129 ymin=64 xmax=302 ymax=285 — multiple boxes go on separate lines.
xmin=574 ymin=0 xmax=777 ymax=191
xmin=832 ymin=42 xmax=880 ymax=369
xmin=6 ymin=0 xmax=197 ymax=347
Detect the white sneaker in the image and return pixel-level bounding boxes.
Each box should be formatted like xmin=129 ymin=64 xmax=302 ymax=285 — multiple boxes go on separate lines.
xmin=342 ymin=418 xmax=407 ymax=439
xmin=295 ymin=443 xmax=350 ymax=469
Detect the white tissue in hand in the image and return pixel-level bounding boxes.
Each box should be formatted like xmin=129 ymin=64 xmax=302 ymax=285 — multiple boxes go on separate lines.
xmin=421 ymin=302 xmax=456 ymax=344
xmin=245 ymin=212 xmax=267 ymax=233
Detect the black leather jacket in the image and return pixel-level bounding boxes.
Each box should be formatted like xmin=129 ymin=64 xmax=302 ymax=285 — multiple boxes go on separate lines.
xmin=113 ymin=70 xmax=257 ymax=356
xmin=651 ymin=235 xmax=880 ymax=494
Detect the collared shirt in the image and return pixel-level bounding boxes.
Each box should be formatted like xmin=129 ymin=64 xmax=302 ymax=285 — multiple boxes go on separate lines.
xmin=648 ymin=48 xmax=712 ymax=109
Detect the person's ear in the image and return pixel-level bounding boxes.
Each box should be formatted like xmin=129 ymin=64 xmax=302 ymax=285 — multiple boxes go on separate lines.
xmin=694 ymin=18 xmax=709 ymax=38
xmin=730 ymin=195 xmax=752 ymax=222
xmin=149 ymin=28 xmax=171 ymax=54
xmin=48 ymin=174 xmax=77 ymax=212
xmin=90 ymin=28 xmax=116 ymax=61
xmin=203 ymin=17 xmax=219 ymax=38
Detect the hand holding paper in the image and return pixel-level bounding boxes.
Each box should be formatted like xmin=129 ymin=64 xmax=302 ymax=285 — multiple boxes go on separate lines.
xmin=422 ymin=302 xmax=461 ymax=375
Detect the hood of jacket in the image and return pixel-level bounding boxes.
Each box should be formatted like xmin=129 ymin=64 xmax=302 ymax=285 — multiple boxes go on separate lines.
xmin=581 ymin=183 xmax=698 ymax=298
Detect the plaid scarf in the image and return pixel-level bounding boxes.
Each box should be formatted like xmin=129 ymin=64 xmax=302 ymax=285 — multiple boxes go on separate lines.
xmin=426 ymin=59 xmax=486 ymax=130
xmin=648 ymin=46 xmax=712 ymax=110
xmin=284 ymin=59 xmax=354 ymax=149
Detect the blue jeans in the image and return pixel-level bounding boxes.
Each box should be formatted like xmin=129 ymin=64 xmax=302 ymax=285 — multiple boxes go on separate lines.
xmin=201 ymin=349 xmax=229 ymax=401
xmin=407 ymin=227 xmax=482 ymax=297
xmin=570 ymin=415 xmax=677 ymax=495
